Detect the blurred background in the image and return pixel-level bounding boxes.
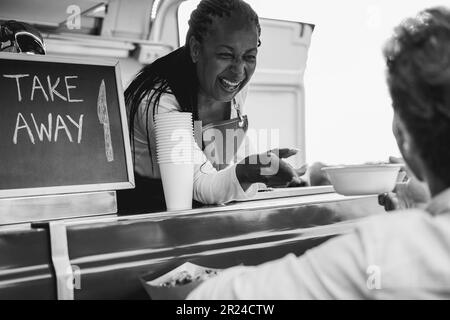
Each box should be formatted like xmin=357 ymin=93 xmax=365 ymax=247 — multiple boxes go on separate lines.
xmin=1 ymin=0 xmax=446 ymax=166
xmin=180 ymin=0 xmax=445 ymax=165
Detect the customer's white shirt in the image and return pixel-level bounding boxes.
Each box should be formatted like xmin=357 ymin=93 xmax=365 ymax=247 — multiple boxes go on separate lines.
xmin=187 ymin=188 xmax=450 ymax=299
xmin=131 ymin=87 xmax=258 ymax=205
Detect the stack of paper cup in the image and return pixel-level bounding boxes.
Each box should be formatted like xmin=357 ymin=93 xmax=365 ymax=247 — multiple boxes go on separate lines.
xmin=154 ymin=112 xmax=194 ymax=211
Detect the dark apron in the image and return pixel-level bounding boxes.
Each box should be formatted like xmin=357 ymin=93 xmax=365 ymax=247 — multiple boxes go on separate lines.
xmin=201 ymin=109 xmax=248 ymax=171
xmin=117 ymin=102 xmax=248 ymax=215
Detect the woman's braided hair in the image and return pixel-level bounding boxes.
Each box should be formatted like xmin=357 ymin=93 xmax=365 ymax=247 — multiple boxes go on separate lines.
xmin=384 ymin=7 xmax=450 ymax=184
xmin=186 ymin=0 xmax=261 ymax=47
xmin=125 ymin=0 xmax=261 ymax=171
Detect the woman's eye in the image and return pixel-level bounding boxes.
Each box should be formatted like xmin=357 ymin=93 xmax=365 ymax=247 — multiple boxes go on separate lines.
xmin=218 ymin=53 xmax=233 ymax=59
xmin=245 ymin=55 xmax=256 ymax=62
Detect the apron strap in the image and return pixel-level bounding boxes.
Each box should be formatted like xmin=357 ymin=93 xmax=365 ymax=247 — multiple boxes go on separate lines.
xmin=194 ymin=120 xmax=203 ymax=150
xmin=233 ymin=97 xmax=245 ymax=127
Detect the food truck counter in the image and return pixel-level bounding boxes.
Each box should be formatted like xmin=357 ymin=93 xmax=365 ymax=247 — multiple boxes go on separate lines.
xmin=0 ymin=192 xmax=386 ymax=299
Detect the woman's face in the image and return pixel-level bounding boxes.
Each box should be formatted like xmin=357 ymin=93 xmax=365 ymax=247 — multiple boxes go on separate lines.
xmin=190 ymin=15 xmax=259 ymax=102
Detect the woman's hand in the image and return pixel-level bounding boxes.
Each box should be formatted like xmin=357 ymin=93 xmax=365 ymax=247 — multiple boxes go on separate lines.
xmin=378 ymin=156 xmax=431 ymax=211
xmin=235 ymin=148 xmax=306 ymax=189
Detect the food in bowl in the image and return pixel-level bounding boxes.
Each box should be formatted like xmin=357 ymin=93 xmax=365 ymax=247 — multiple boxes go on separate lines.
xmin=160 ymin=269 xmax=219 ymax=287
xmin=142 ymin=262 xmax=221 ymax=299
xmin=321 ymin=164 xmax=403 ymax=196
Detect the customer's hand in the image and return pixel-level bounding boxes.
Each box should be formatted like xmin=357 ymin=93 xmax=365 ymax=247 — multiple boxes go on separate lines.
xmin=378 ymin=157 xmax=431 ymax=211
xmin=288 ymin=164 xmax=309 ymax=187
xmin=236 ymin=148 xmax=305 ymax=189
xmin=306 ymin=162 xmax=332 ymax=186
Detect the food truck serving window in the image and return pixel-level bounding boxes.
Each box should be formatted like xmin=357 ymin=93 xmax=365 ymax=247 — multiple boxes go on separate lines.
xmin=0 ymin=52 xmax=134 ymax=198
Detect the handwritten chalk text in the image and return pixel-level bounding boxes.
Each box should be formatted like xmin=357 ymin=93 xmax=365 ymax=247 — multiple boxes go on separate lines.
xmin=13 ymin=112 xmax=84 ymax=144
xmin=3 ymin=74 xmax=84 ymax=102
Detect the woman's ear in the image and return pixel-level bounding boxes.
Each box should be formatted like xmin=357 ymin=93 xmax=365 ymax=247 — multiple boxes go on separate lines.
xmin=189 ymin=36 xmax=200 ymax=63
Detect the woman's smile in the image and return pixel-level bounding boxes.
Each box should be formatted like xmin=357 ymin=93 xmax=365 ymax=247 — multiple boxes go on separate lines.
xmin=192 ymin=14 xmax=259 ymax=103
xmin=218 ymin=77 xmax=244 ymax=93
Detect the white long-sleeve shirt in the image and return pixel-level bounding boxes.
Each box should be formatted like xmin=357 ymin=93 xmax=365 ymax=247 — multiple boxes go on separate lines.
xmin=131 ymin=89 xmax=258 ymax=205
xmin=187 ymin=188 xmax=450 ymax=299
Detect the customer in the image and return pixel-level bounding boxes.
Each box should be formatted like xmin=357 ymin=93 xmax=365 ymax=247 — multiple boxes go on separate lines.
xmin=118 ymin=0 xmax=305 ymax=213
xmin=188 ymin=7 xmax=450 ymax=299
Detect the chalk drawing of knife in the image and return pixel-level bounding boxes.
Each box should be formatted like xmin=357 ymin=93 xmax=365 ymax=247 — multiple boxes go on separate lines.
xmin=97 ymin=79 xmax=114 ymax=162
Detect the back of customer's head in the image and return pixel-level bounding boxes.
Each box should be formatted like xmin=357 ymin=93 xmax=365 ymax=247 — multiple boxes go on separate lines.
xmin=384 ymin=7 xmax=450 ymax=187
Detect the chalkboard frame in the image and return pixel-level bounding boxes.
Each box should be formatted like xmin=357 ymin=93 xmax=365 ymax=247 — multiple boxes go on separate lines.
xmin=0 ymin=52 xmax=135 ymax=198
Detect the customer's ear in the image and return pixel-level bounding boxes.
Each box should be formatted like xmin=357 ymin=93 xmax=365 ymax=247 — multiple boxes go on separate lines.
xmin=189 ymin=36 xmax=200 ymax=63
xmin=393 ymin=114 xmax=409 ymax=154
xmin=393 ymin=114 xmax=425 ymax=181
xmin=401 ymin=137 xmax=411 ymax=154
xmin=394 ymin=117 xmax=413 ymax=155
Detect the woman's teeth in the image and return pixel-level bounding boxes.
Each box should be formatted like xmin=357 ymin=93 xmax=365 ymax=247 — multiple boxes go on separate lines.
xmin=220 ymin=78 xmax=242 ymax=91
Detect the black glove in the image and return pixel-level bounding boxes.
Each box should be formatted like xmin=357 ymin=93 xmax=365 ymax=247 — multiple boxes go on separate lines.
xmin=236 ymin=148 xmax=306 ymax=188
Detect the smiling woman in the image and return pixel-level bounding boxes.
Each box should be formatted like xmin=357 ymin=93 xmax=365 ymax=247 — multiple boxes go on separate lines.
xmin=117 ymin=0 xmax=306 ymax=214
xmin=190 ymin=12 xmax=258 ymax=107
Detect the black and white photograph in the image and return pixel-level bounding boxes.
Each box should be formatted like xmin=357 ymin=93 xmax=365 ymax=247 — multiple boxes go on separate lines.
xmin=0 ymin=0 xmax=449 ymax=304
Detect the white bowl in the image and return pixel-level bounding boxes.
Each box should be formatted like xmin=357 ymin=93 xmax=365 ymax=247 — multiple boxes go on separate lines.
xmin=321 ymin=164 xmax=403 ymax=196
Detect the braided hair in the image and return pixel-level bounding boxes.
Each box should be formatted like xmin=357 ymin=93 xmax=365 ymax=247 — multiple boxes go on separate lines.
xmin=384 ymin=7 xmax=450 ymax=184
xmin=186 ymin=0 xmax=261 ymax=47
xmin=125 ymin=0 xmax=261 ymax=169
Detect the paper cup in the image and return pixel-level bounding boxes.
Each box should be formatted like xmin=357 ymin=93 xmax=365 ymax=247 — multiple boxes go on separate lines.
xmin=155 ymin=125 xmax=191 ymax=130
xmin=155 ymin=134 xmax=193 ymax=142
xmin=156 ymin=139 xmax=193 ymax=146
xmin=155 ymin=127 xmax=193 ymax=133
xmin=156 ymin=138 xmax=194 ymax=160
xmin=155 ymin=118 xmax=193 ymax=123
xmin=157 ymin=139 xmax=191 ymax=145
xmin=155 ymin=112 xmax=192 ymax=119
xmin=155 ymin=119 xmax=192 ymax=124
xmin=155 ymin=118 xmax=194 ymax=168
xmin=156 ymin=136 xmax=194 ymax=145
xmin=157 ymin=149 xmax=193 ymax=159
xmin=157 ymin=149 xmax=193 ymax=157
xmin=159 ymin=163 xmax=194 ymax=211
xmin=156 ymin=141 xmax=193 ymax=153
xmin=155 ymin=129 xmax=193 ymax=139
xmin=157 ymin=154 xmax=193 ymax=162
xmin=157 ymin=158 xmax=194 ymax=164
xmin=155 ymin=117 xmax=192 ymax=126
xmin=155 ymin=120 xmax=193 ymax=128
xmin=157 ymin=148 xmax=193 ymax=156
xmin=156 ymin=141 xmax=193 ymax=151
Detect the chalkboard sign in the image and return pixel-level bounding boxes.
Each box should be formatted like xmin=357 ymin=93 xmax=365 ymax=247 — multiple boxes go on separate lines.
xmin=0 ymin=53 xmax=134 ymax=198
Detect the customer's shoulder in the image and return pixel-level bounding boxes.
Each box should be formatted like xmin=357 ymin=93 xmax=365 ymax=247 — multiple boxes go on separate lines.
xmin=356 ymin=209 xmax=441 ymax=242
xmin=361 ymin=208 xmax=429 ymax=228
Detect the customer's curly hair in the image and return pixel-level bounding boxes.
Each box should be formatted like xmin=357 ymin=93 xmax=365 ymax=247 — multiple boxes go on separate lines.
xmin=384 ymin=7 xmax=450 ymax=184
